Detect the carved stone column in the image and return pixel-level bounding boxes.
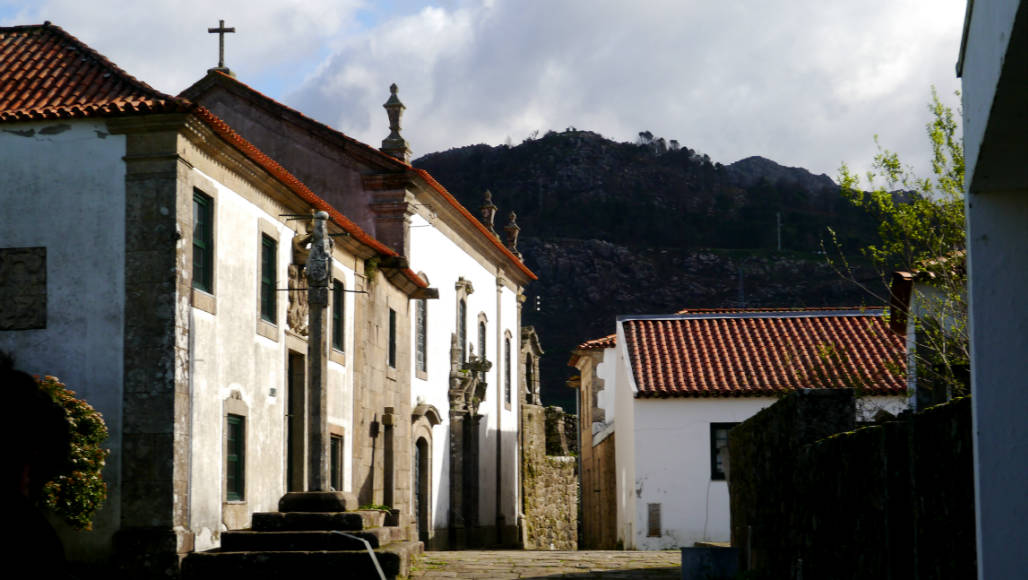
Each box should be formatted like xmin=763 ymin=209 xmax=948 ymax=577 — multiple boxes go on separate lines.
xmin=306 ymin=211 xmax=332 ymax=490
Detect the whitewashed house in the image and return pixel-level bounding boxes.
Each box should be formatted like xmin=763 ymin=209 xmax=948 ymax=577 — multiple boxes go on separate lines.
xmin=571 ymin=308 xmax=908 ymax=550
xmin=957 ymin=0 xmax=1028 ymax=576
xmin=0 ymin=22 xmax=430 ymax=573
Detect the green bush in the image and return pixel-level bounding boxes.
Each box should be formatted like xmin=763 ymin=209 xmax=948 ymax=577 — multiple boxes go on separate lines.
xmin=36 ymin=375 xmax=109 ymax=531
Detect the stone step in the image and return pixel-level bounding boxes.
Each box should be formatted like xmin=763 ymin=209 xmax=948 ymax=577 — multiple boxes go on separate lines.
xmin=250 ymin=509 xmax=385 ymax=532
xmin=221 ymin=527 xmax=407 ymax=551
xmin=181 ymin=540 xmax=423 ymax=580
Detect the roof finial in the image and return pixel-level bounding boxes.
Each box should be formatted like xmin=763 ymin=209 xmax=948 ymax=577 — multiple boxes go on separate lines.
xmin=480 ymin=190 xmax=498 ymax=235
xmin=504 ymin=211 xmax=522 ymax=259
xmin=381 ymin=83 xmax=412 ymax=163
xmin=207 ymin=19 xmax=236 ymax=77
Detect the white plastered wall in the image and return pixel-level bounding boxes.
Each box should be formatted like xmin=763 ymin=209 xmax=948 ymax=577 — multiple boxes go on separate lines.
xmin=186 ymin=168 xmax=356 ymax=550
xmin=629 ymin=397 xmax=776 ymax=550
xmin=960 ymin=2 xmax=1028 ymax=576
xmin=613 ymin=323 xmax=636 ymax=548
xmin=407 ymin=212 xmax=521 ymax=530
xmin=0 ymin=120 xmax=126 ymax=559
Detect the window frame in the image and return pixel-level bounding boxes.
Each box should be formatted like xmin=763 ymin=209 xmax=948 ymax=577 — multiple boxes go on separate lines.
xmin=458 ymin=298 xmax=467 ymax=363
xmin=260 ymin=234 xmax=277 ymax=323
xmin=332 ymin=280 xmax=345 ymax=352
xmin=415 ymin=298 xmax=427 ymax=377
xmin=192 ymin=190 xmax=214 ymax=294
xmin=226 ymin=413 xmax=246 ymax=501
xmin=710 ymin=422 xmax=739 ymax=481
xmin=330 ymin=433 xmax=344 ymax=491
xmin=478 ymin=319 xmax=487 ymax=363
xmin=647 ymin=502 xmax=662 ymax=537
xmin=388 ymin=308 xmax=397 ymax=369
xmin=504 ymin=335 xmax=512 ymax=406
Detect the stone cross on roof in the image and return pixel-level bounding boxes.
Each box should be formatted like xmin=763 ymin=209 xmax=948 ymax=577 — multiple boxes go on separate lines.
xmin=207 ymin=19 xmax=236 ymax=75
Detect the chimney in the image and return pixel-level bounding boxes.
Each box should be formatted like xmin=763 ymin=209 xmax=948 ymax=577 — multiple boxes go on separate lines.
xmin=381 ymin=83 xmax=411 ymax=163
xmin=889 ymin=271 xmax=914 ymax=335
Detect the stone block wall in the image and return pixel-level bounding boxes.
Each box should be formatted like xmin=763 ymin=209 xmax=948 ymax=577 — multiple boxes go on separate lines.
xmin=521 ymin=403 xmax=578 ymax=550
xmin=544 ymin=405 xmax=577 ymax=456
xmin=729 ymin=391 xmax=975 ymax=579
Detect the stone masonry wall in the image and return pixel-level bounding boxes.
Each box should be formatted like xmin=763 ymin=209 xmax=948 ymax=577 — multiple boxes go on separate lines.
xmin=521 ymin=403 xmax=577 ymax=550
xmin=729 ymin=390 xmax=975 ymax=579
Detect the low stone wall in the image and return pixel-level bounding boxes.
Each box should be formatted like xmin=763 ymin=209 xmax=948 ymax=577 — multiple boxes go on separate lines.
xmin=522 ymin=403 xmax=578 ymax=550
xmin=729 ymin=390 xmax=975 ymax=579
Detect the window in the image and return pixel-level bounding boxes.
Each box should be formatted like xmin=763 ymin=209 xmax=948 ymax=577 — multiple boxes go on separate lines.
xmin=330 ymin=434 xmax=344 ymax=491
xmin=415 ymin=299 xmax=427 ymax=374
xmin=0 ymin=247 xmax=46 ymax=330
xmin=226 ymin=414 xmax=245 ymax=500
xmin=332 ymin=281 xmax=344 ymax=351
xmin=193 ymin=190 xmax=214 ymax=293
xmin=478 ymin=320 xmax=486 ymax=362
xmin=647 ymin=503 xmax=662 ymax=537
xmin=260 ymin=235 xmax=276 ymax=322
xmin=388 ymin=308 xmax=397 ymax=368
xmin=710 ymin=422 xmax=738 ymax=481
xmin=525 ymin=354 xmax=535 ymax=403
xmin=458 ymin=298 xmax=467 ymax=362
xmin=504 ymin=337 xmax=512 ymax=404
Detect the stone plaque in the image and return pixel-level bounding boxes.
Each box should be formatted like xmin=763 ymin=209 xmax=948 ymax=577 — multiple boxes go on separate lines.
xmin=0 ymin=247 xmax=47 ymax=330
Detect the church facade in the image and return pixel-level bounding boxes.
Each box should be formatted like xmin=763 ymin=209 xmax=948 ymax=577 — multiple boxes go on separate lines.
xmin=0 ymin=21 xmax=533 ymax=575
xmin=182 ymin=71 xmax=536 ymax=548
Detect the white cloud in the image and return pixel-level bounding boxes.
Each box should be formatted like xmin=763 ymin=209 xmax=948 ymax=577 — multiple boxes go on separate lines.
xmin=288 ymin=0 xmax=965 ymax=179
xmin=2 ymin=0 xmax=966 ymax=180
xmin=1 ymin=0 xmax=365 ymax=95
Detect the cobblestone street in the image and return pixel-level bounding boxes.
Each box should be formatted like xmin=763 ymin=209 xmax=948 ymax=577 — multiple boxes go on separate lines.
xmin=408 ymin=550 xmax=682 ymax=579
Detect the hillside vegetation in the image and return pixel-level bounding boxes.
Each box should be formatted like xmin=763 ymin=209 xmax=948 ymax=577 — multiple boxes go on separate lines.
xmin=416 ymin=129 xmax=880 ymax=408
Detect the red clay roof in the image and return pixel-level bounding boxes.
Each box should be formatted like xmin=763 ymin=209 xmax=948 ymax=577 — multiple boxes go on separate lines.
xmin=622 ymin=309 xmax=906 ymax=398
xmin=0 ymin=23 xmax=427 ymax=291
xmin=183 ymin=71 xmax=536 ymax=281
xmin=0 ymin=22 xmax=190 ymax=120
xmin=577 ymin=334 xmax=617 ymax=350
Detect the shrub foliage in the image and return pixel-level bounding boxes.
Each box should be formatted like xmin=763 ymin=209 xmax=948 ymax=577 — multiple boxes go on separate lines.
xmin=37 ymin=375 xmax=109 ymax=531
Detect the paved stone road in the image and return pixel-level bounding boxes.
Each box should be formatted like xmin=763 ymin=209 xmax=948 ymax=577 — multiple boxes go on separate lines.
xmin=408 ymin=550 xmax=681 ymax=579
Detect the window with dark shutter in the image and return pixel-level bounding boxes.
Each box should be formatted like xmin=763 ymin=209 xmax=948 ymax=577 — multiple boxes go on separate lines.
xmin=260 ymin=235 xmax=276 ymax=322
xmin=193 ymin=191 xmax=214 ymax=293
xmin=226 ymin=414 xmax=245 ymax=500
xmin=332 ymin=281 xmax=344 ymax=351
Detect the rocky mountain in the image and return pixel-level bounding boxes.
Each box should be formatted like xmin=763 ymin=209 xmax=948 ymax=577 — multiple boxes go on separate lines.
xmin=415 ymin=129 xmax=881 ymax=409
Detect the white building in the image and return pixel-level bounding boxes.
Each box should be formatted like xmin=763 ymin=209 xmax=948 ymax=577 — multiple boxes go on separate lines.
xmin=957 ymin=1 xmax=1028 ymax=576
xmin=572 ymin=308 xmax=908 ymax=550
xmin=0 ymin=22 xmax=429 ymax=573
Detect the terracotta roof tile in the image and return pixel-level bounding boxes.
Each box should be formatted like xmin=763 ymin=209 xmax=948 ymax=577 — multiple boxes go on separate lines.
xmin=0 ymin=23 xmax=190 ymax=120
xmin=0 ymin=23 xmax=428 ymax=291
xmin=622 ymin=309 xmax=905 ymax=398
xmin=577 ymin=334 xmax=617 ymax=350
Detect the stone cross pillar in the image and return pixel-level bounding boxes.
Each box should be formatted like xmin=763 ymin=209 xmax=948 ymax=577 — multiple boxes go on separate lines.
xmin=306 ymin=211 xmax=332 ymax=490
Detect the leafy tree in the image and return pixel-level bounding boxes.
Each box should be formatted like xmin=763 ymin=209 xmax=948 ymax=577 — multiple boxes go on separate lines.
xmin=832 ymin=88 xmax=968 ymax=400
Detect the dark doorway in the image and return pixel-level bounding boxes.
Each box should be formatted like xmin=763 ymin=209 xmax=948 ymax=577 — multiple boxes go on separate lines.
xmin=287 ymin=351 xmax=306 ymax=491
xmin=415 ymin=437 xmax=430 ymax=543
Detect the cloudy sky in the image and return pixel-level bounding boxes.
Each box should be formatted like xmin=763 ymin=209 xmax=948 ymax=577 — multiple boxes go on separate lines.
xmin=2 ymin=0 xmax=966 ymax=182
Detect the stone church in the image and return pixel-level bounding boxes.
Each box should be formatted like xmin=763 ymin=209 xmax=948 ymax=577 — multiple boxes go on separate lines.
xmin=0 ymin=21 xmax=538 ymax=576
